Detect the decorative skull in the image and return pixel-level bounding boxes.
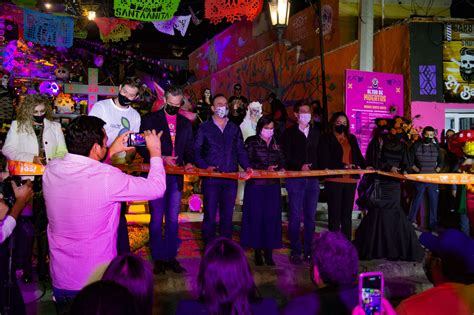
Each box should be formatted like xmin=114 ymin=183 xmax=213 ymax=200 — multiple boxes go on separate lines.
xmin=54 ymin=66 xmax=71 ymax=81
xmin=39 ymin=81 xmax=60 ymax=96
xmin=54 ymin=93 xmax=76 ymax=113
xmin=460 ymin=48 xmax=474 ymax=82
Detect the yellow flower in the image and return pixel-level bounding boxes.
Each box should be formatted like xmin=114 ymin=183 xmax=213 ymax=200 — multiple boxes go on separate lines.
xmin=463 ymin=141 xmax=474 ymax=157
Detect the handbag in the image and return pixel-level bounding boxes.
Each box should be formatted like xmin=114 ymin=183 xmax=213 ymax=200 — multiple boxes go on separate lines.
xmin=356 ymin=174 xmax=381 ymax=210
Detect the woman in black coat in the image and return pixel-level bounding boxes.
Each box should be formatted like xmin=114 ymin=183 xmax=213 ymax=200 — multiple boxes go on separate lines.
xmin=241 ymin=116 xmax=285 ymax=266
xmin=318 ymin=112 xmax=366 ymax=240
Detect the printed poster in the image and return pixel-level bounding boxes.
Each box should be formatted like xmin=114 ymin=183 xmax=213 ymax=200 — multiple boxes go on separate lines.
xmin=345 ymin=69 xmax=404 ymax=154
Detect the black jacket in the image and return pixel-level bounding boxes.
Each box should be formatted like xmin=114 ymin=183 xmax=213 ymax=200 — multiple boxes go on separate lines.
xmin=318 ymin=133 xmax=366 ymax=170
xmin=194 ymin=119 xmax=250 ymax=172
xmin=137 ymin=109 xmax=194 ymax=191
xmin=245 ymin=135 xmax=285 ymax=185
xmin=282 ymin=124 xmax=320 ymax=171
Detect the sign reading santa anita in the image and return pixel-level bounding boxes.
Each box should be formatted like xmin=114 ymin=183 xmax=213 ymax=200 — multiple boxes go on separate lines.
xmin=345 ymin=70 xmax=404 ymax=154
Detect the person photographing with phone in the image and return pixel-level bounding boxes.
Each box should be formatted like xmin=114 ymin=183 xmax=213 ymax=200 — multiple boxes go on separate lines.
xmin=137 ymin=86 xmax=194 ymax=275
xmin=0 ymin=179 xmax=34 ymax=315
xmin=42 ymin=116 xmax=166 ymax=313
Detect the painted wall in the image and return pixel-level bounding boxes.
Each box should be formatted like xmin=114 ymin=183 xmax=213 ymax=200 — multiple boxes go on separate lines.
xmin=186 ymin=23 xmax=410 ymax=118
xmin=411 ymin=101 xmax=474 ymax=135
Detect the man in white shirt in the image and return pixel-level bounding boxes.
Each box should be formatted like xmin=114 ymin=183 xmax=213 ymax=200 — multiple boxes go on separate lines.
xmin=88 ymin=77 xmax=142 ymax=254
xmin=0 ymin=179 xmax=34 ymax=315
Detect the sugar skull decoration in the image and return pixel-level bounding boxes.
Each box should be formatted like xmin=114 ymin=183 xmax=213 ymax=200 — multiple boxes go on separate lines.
xmin=54 ymin=66 xmax=71 ymax=81
xmin=39 ymin=81 xmax=61 ymax=96
xmin=54 ymin=93 xmax=76 ymax=113
xmin=460 ymin=48 xmax=474 ymax=83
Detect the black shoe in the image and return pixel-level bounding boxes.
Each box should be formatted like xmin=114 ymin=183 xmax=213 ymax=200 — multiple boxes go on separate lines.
xmin=153 ymin=260 xmax=166 ymax=275
xmin=166 ymin=259 xmax=186 ymax=273
xmin=254 ymin=249 xmax=264 ymax=266
xmin=264 ymin=249 xmax=275 ymax=266
xmin=21 ymin=274 xmax=32 ymax=284
xmin=290 ymin=255 xmax=302 ymax=265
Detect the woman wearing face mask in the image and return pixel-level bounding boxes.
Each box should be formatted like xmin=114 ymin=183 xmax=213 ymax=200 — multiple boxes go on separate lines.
xmin=3 ymin=94 xmax=67 ymax=282
xmin=241 ymin=116 xmax=284 ymax=266
xmin=318 ymin=112 xmax=366 ymax=240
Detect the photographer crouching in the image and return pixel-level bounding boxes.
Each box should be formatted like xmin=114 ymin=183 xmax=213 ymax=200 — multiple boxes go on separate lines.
xmin=0 ymin=177 xmax=34 ymax=315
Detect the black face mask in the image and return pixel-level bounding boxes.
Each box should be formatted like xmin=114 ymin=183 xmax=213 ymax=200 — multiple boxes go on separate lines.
xmin=33 ymin=114 xmax=46 ymax=124
xmin=118 ymin=93 xmax=132 ymax=107
xmin=334 ymin=125 xmax=347 ymax=134
xmin=165 ymin=104 xmax=179 ymax=115
xmin=424 ymin=137 xmax=434 ymax=144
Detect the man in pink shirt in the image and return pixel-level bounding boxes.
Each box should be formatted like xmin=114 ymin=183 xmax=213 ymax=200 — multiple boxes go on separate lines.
xmin=43 ymin=116 xmax=166 ymax=312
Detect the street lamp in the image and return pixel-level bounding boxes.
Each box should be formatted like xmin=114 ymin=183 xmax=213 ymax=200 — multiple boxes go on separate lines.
xmin=268 ymin=0 xmax=291 ymax=42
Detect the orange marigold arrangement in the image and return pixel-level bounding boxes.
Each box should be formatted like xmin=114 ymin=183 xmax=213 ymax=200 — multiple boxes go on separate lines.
xmin=374 ymin=115 xmax=421 ymax=142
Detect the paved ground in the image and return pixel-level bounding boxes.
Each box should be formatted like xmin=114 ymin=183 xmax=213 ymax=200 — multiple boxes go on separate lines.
xmin=21 ymin=207 xmax=432 ymax=315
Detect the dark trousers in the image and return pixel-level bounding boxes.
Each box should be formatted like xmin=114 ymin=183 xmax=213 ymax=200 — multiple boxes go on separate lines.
xmin=202 ymin=178 xmax=238 ymax=244
xmin=52 ymin=287 xmax=80 ymax=315
xmin=408 ymin=182 xmax=439 ymax=230
xmin=1 ymin=235 xmax=26 ymax=315
xmin=325 ymin=181 xmax=357 ymax=240
xmin=286 ymin=178 xmax=320 ymax=256
xmin=117 ymin=202 xmax=130 ymax=254
xmin=149 ymin=175 xmax=182 ymax=261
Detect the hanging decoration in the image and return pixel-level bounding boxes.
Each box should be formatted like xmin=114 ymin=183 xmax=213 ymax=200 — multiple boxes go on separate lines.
xmin=64 ymin=0 xmax=83 ymax=16
xmin=23 ymin=9 xmax=74 ymax=48
xmin=152 ymin=15 xmax=191 ymax=37
xmin=11 ymin=0 xmax=37 ymax=8
xmin=205 ymin=0 xmax=263 ymax=24
xmin=113 ymin=0 xmax=180 ymax=22
xmin=188 ymin=6 xmax=202 ymax=25
xmin=99 ymin=23 xmax=131 ymax=42
xmin=94 ymin=17 xmax=140 ymax=37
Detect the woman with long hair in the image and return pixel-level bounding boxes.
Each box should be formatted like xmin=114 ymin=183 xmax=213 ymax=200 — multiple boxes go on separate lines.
xmin=176 ymin=237 xmax=278 ymax=315
xmin=241 ymin=115 xmax=284 ymax=266
xmin=196 ymin=88 xmax=212 ymax=124
xmin=353 ymin=117 xmax=423 ymax=261
xmin=102 ymin=253 xmax=153 ymax=315
xmin=3 ymin=93 xmax=67 ymax=282
xmin=318 ymin=112 xmax=366 ymax=240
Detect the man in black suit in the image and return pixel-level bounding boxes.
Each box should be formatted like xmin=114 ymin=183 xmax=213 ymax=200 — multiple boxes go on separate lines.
xmin=138 ymin=86 xmax=194 ymax=274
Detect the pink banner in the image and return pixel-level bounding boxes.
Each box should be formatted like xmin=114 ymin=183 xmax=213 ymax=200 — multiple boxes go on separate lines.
xmin=345 ymin=69 xmax=404 ymax=154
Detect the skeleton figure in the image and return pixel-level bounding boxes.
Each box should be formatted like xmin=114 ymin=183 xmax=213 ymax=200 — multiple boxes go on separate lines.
xmin=460 ymin=47 xmax=474 ymax=83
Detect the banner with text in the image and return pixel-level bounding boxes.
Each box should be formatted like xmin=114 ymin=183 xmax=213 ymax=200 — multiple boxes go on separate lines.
xmin=344 ymin=69 xmax=404 ymax=154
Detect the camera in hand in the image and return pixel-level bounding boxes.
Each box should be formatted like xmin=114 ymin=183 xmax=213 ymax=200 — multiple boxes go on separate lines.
xmin=0 ymin=176 xmax=26 ymax=208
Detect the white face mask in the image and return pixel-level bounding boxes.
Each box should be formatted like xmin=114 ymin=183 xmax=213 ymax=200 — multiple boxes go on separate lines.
xmin=298 ymin=113 xmax=312 ymax=125
xmin=261 ymin=128 xmax=274 ymax=139
xmin=215 ymin=106 xmax=228 ymax=118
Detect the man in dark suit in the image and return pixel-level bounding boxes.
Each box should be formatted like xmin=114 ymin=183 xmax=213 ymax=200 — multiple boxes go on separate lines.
xmin=138 ymin=86 xmax=194 ymax=274
xmin=282 ymin=101 xmax=320 ymax=264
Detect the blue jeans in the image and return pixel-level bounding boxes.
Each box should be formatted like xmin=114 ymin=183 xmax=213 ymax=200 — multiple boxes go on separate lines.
xmin=149 ymin=175 xmax=182 ymax=261
xmin=286 ymin=178 xmax=320 ymax=256
xmin=202 ymin=178 xmax=238 ymax=244
xmin=53 ymin=287 xmax=80 ymax=314
xmin=408 ymin=182 xmax=439 ymax=230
